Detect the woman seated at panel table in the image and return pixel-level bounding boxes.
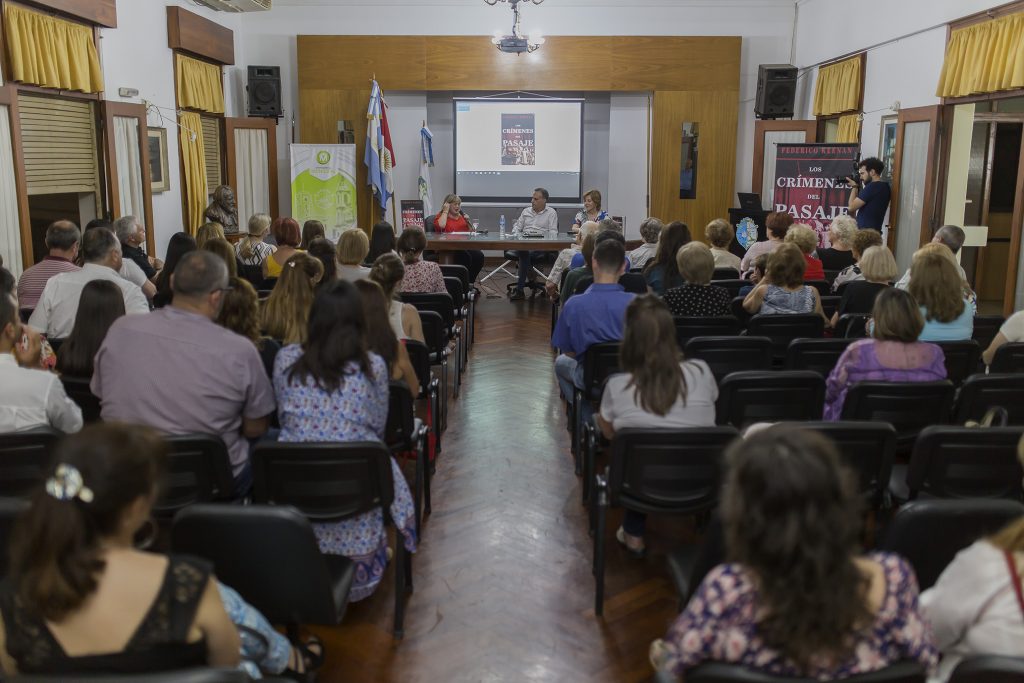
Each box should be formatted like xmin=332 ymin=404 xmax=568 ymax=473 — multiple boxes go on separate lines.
xmin=571 ymin=189 xmax=610 ymax=232
xmin=434 ymin=194 xmax=484 ymax=283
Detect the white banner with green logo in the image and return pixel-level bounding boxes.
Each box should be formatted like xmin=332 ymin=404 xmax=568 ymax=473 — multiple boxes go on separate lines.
xmin=290 ymin=144 xmax=358 ymax=241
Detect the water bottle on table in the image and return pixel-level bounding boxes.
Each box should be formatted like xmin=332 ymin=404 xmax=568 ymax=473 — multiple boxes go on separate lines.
xmin=499 ymin=215 xmax=506 ymax=239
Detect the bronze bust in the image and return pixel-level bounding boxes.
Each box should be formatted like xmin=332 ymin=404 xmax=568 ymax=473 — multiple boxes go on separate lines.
xmin=204 ymin=185 xmax=239 ymax=234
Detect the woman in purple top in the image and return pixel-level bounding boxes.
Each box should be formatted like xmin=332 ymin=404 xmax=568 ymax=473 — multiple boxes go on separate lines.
xmin=272 ymin=280 xmax=417 ymax=601
xmin=824 ymin=288 xmax=946 ymax=421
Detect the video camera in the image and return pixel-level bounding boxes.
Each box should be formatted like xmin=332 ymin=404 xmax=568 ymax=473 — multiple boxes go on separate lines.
xmin=834 ymin=156 xmax=862 ymax=187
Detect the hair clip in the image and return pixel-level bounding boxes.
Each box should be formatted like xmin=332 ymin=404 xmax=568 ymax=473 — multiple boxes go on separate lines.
xmin=45 ymin=464 xmax=94 ymax=503
xmin=288 ymin=260 xmax=297 ymax=268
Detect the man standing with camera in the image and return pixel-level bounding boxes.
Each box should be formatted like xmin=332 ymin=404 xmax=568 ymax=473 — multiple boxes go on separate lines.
xmin=846 ymin=157 xmax=890 ymax=230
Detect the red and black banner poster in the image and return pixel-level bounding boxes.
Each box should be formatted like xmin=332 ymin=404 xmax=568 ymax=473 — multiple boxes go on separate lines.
xmin=500 ymin=113 xmax=536 ymax=166
xmin=401 ymin=200 xmax=424 ymax=230
xmin=773 ymin=143 xmax=859 ymax=248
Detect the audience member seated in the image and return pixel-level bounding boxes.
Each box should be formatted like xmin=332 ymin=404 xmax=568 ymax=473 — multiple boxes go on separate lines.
xmin=546 ymin=220 xmax=598 ymax=299
xmin=365 ymin=221 xmax=397 ymax=266
xmin=784 ymin=223 xmax=826 ymax=281
xmin=817 ymin=215 xmax=858 ymax=272
xmin=738 ymin=254 xmax=768 ymax=297
xmin=216 ymin=277 xmax=281 ymax=378
xmin=626 ymin=217 xmax=663 ymax=271
xmin=570 ymin=218 xmax=623 ymax=269
xmin=153 ymin=232 xmax=197 ymax=309
xmin=263 ymin=217 xmax=303 ymax=280
xmin=740 ymin=211 xmax=792 ymax=276
xmin=300 ymin=219 xmax=326 ymax=251
xmin=643 ymin=221 xmax=692 ymax=295
xmin=705 ymin=218 xmax=742 ymax=271
xmin=921 ymin=489 xmax=1024 ymax=682
xmin=598 ymin=295 xmax=717 ymax=555
xmin=650 ymin=425 xmax=938 ymax=679
xmin=272 ymin=280 xmax=417 ymax=601
xmin=92 ymin=251 xmax=275 ymax=495
xmin=982 ymin=309 xmax=1024 ymax=366
xmin=307 ymin=237 xmax=338 ymax=289
xmin=398 ymin=228 xmax=446 ymax=294
xmin=572 ymin=188 xmax=610 ymax=231
xmin=85 ymin=219 xmax=155 ymax=301
xmin=824 ymin=288 xmax=946 ymax=420
xmin=909 ymin=245 xmax=975 ymax=342
xmin=355 ymin=279 xmax=420 ymax=396
xmin=664 ymin=242 xmax=732 ymax=317
xmin=511 ymin=187 xmax=560 ymax=299
xmin=0 ymin=289 xmax=82 ymax=433
xmin=742 ymin=243 xmax=827 ymax=321
xmin=896 ymin=225 xmax=968 ymax=289
xmin=370 ymin=253 xmax=425 ymax=343
xmin=561 ymin=233 xmax=597 ymax=306
xmin=832 ymin=228 xmax=884 ymax=292
xmin=17 ymin=220 xmax=81 ymax=312
xmin=29 ymin=228 xmax=149 ymax=339
xmin=830 ymin=245 xmax=897 ymax=327
xmin=201 ymin=237 xmax=240 ymax=279
xmin=435 ymin=194 xmax=484 ymax=283
xmin=551 ymin=239 xmax=635 ymax=421
xmin=235 ymin=213 xmax=276 ymax=274
xmin=195 ymin=221 xmax=225 ymax=250
xmin=55 ymin=280 xmax=125 ymax=380
xmin=113 ymin=215 xmax=161 ymax=281
xmin=337 ymin=228 xmax=372 ymax=281
xmin=261 ymin=252 xmax=323 ymax=344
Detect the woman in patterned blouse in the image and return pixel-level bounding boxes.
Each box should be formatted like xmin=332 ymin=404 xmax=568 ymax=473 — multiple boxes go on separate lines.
xmin=663 ymin=242 xmax=732 ymax=317
xmin=397 ymin=228 xmax=446 ymax=294
xmin=272 ymin=280 xmax=417 ymax=601
xmin=651 ymin=425 xmax=938 ymax=680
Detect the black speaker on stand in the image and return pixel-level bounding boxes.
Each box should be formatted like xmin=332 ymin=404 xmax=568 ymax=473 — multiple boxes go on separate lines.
xmin=754 ymin=64 xmax=798 ymax=120
xmin=247 ymin=66 xmax=282 ymax=118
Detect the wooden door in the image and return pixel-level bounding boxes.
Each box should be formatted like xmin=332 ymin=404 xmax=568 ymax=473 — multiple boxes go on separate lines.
xmin=225 ymin=117 xmax=279 ymax=226
xmin=751 ymin=119 xmax=818 ymax=209
xmin=102 ymin=101 xmax=155 ymax=255
xmin=889 ymin=105 xmax=942 ymax=274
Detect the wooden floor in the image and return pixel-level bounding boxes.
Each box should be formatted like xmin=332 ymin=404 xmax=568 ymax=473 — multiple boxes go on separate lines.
xmin=314 ymin=291 xmax=687 ymax=683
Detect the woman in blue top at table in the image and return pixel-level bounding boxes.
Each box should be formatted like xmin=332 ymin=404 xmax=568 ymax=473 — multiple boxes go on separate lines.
xmin=572 ymin=189 xmax=609 ymax=231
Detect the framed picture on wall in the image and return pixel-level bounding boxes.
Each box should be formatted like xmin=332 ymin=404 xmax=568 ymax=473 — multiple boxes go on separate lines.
xmin=878 ymin=115 xmax=897 ymax=181
xmin=148 ymin=128 xmax=170 ymax=193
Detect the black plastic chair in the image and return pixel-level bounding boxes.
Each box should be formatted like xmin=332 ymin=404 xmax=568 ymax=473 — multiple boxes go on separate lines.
xmin=835 ymin=313 xmax=870 ymax=338
xmin=443 ymin=276 xmax=470 ymax=372
xmin=551 ymin=267 xmax=573 ymax=344
xmin=840 ymin=381 xmax=955 ymax=455
xmin=877 ymin=498 xmax=1024 ymax=590
xmin=711 ymin=267 xmax=739 ymax=281
xmin=0 ymin=497 xmax=29 ymax=579
xmin=385 ymin=381 xmax=430 ymax=537
xmin=730 ymin=296 xmax=752 ymax=328
xmin=784 ymin=338 xmax=854 ymax=376
xmin=572 ymin=274 xmax=595 ymax=296
xmin=12 ymin=670 xmax=259 ymax=683
xmin=674 ymin=316 xmax=742 ymax=347
xmin=934 ymin=340 xmax=981 ymax=386
xmin=804 ymin=280 xmax=831 ymax=297
xmin=154 ymin=434 xmax=236 ymax=521
xmin=405 ymin=339 xmax=442 ymax=452
xmin=819 ymin=295 xmax=841 ymax=320
xmin=891 ymin=425 xmax=1024 ymax=502
xmin=440 ymin=263 xmax=476 ymax=344
xmin=992 ymin=342 xmax=1024 ymax=373
xmin=571 ymin=342 xmax=622 ymax=467
xmin=619 ymin=272 xmax=648 ymax=294
xmin=419 ymin=309 xmax=451 ymax=423
xmin=251 ymin=441 xmax=412 ymax=637
xmin=685 ymin=661 xmax=926 ymax=683
xmin=949 ymin=656 xmax=1024 ymax=683
xmin=403 ymin=292 xmax=462 ymax=392
xmin=715 ymin=280 xmax=749 ymax=300
xmin=665 ymin=514 xmax=725 ymax=611
xmin=953 ymin=374 xmax=1024 ymax=426
xmin=746 ymin=314 xmax=824 ymax=359
xmin=172 ymin=504 xmax=356 ymax=639
xmin=715 ymin=371 xmax=825 ymax=428
xmin=60 ymin=376 xmax=102 ymax=423
xmin=0 ymin=427 xmax=60 ymax=497
xmin=592 ymin=426 xmax=739 ymax=615
xmin=798 ymin=421 xmax=896 ymax=511
xmin=683 ymin=336 xmax=773 ymax=382
xmin=973 ymin=315 xmax=1005 ymax=353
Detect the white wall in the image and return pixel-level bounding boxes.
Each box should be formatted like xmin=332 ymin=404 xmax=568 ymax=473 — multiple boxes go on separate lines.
xmin=608 ymin=93 xmax=651 ymax=240
xmin=99 ymin=1 xmax=243 ymax=257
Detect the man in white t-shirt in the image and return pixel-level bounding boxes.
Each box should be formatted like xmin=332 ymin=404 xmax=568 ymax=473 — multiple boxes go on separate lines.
xmin=511 ymin=187 xmax=559 ymax=300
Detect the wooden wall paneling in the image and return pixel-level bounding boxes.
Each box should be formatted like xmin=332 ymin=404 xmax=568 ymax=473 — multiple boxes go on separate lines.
xmin=0 ymin=84 xmax=33 ymax=266
xmin=18 ymin=0 xmax=116 ymax=27
xmin=610 ymin=37 xmax=741 ymax=91
xmin=225 ymin=116 xmax=279 ymax=219
xmin=101 ymin=101 xmax=154 ymax=255
xmin=298 ymin=36 xmax=426 ymax=90
xmin=167 ymin=6 xmax=234 ymax=65
xmin=651 ymin=90 xmax=739 ymax=239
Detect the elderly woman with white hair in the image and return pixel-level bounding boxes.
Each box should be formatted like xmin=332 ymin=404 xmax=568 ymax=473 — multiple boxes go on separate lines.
xmin=545 ymin=220 xmax=599 ymax=300
xmin=817 ymin=215 xmax=858 ymax=272
xmin=626 ymin=217 xmax=664 ymax=270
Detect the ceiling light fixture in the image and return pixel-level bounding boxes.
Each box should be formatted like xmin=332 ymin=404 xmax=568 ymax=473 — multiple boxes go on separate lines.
xmin=486 ymin=0 xmax=545 ymax=55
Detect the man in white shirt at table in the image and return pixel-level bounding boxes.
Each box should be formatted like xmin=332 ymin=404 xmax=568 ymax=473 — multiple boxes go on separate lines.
xmin=511 ymin=187 xmax=559 ymax=301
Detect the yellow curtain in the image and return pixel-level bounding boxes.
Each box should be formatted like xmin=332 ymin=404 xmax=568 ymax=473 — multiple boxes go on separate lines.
xmin=179 ymin=112 xmax=208 ymax=234
xmin=936 ymin=13 xmax=1024 ymax=97
xmin=3 ymin=3 xmax=103 ymax=93
xmin=836 ymin=114 xmax=861 ymax=143
xmin=812 ymin=56 xmax=862 ymax=116
xmin=176 ymin=54 xmax=225 ymax=114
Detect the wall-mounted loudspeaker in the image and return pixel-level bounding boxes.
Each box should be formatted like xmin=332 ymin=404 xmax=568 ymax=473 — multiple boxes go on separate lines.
xmin=247 ymin=66 xmax=282 ymax=118
xmin=754 ymin=64 xmax=797 ymax=120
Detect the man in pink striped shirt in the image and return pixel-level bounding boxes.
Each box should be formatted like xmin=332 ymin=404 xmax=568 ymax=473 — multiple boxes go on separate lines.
xmin=16 ymin=220 xmax=81 ymax=311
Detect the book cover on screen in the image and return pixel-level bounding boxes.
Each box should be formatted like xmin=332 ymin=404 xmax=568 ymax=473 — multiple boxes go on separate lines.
xmin=501 ymin=113 xmax=536 ymax=166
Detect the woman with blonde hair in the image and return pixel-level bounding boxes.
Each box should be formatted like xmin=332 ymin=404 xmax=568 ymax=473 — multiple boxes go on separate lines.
xmin=817 ymin=215 xmax=858 ymax=272
xmin=909 ymin=245 xmax=974 ymax=342
xmin=263 ymin=217 xmax=303 ymax=280
xmin=784 ymin=223 xmax=825 ymax=281
xmin=200 ymin=237 xmax=239 ymax=279
xmin=664 ymin=242 xmax=732 ymax=317
xmin=337 ymin=229 xmax=371 ymax=282
xmin=195 ymin=222 xmax=225 ymax=250
xmin=743 ymin=243 xmax=827 ymax=323
xmin=236 ymin=213 xmax=275 ymax=270
xmin=705 ymin=218 xmax=741 ymax=271
xmin=216 ymin=277 xmax=280 ymax=377
xmin=434 ymin=194 xmax=483 ymax=282
xmin=830 ymin=245 xmax=897 ymax=326
xmin=369 ymin=253 xmax=424 ymax=343
xmin=832 ymin=229 xmax=884 ymax=292
xmin=261 ymin=253 xmax=323 ymax=344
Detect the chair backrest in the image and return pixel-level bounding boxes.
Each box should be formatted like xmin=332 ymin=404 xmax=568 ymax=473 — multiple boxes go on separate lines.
xmin=582 ymin=342 xmax=622 ymax=401
xmin=154 ymin=434 xmax=236 ymax=519
xmin=953 ymin=374 xmax=1024 ymax=426
xmin=12 ymin=669 xmax=253 ymax=683
xmin=686 ymin=661 xmax=926 ymax=683
xmin=59 ymin=376 xmax=101 ymax=424
xmin=784 ymin=338 xmax=855 ymax=376
xmin=992 ymin=342 xmax=1024 ymax=374
xmin=252 ymin=441 xmax=394 ymax=522
xmin=972 ymin=314 xmax=1005 ymax=352
xmin=747 ymin=314 xmax=824 ymax=357
xmin=172 ymin=504 xmax=349 ymax=626
xmin=402 ymin=292 xmax=455 ymax=328
xmin=805 ymin=280 xmax=830 ymax=296
xmin=823 ymin=269 xmax=841 ymax=286
xmin=439 ymin=263 xmax=470 ymax=293
xmin=573 ymin=275 xmax=595 ymax=296
xmin=716 ymin=371 xmax=826 ymax=428
xmin=949 ymin=656 xmax=1024 ymax=683
xmin=618 ymin=272 xmax=647 ymax=294
xmin=840 ymin=381 xmax=955 ymax=452
xmin=417 ymin=310 xmax=449 ymax=353
xmin=0 ymin=497 xmax=29 ymax=579
xmin=730 ymin=296 xmax=751 ymax=327
xmin=712 ymin=267 xmax=739 ymax=281
xmin=0 ymin=427 xmax=60 ymax=497
xmin=384 ymin=381 xmax=416 ymax=451
xmin=608 ymin=427 xmax=739 ymax=516
xmin=933 ymin=340 xmax=981 ymax=386
xmin=906 ymin=425 xmax=1024 ymax=500
xmin=683 ymin=336 xmax=773 ymax=382
xmin=714 ymin=279 xmax=748 ymax=299
xmin=797 ymin=421 xmax=896 ymax=509
xmin=878 ymin=498 xmax=1024 ymax=589
xmin=404 ymin=339 xmax=433 ymax=395
xmin=836 ymin=313 xmax=870 ymax=339
xmin=675 ymin=316 xmax=742 ymax=346
xmin=819 ymin=295 xmax=841 ymax=320
xmin=442 ymin=276 xmax=466 ymax=309
xmin=424 ymin=215 xmax=436 ymax=233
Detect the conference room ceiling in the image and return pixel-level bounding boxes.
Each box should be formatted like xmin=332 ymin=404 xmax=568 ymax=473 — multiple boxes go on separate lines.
xmin=274 ymin=0 xmax=793 ymax=6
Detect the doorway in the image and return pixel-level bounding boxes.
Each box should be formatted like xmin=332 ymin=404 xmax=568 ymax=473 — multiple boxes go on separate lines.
xmin=26 ymin=193 xmax=97 ymax=264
